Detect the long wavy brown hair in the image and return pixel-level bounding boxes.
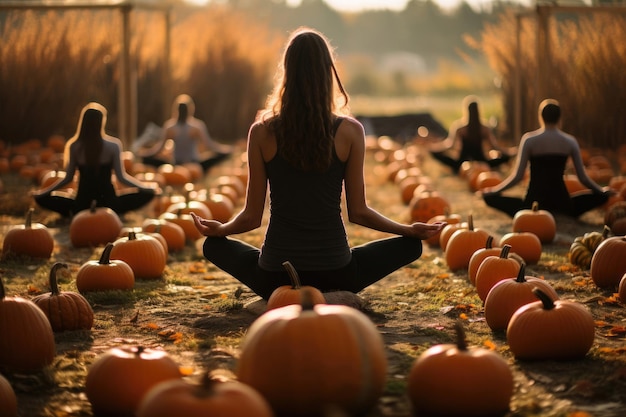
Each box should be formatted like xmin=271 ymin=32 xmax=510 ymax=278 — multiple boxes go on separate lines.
xmin=64 ymin=102 xmax=107 ymax=167
xmin=259 ymin=27 xmax=350 ymax=172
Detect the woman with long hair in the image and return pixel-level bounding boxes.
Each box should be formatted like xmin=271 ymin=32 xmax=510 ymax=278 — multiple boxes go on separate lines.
xmin=429 ymin=95 xmax=514 ymax=173
xmin=191 ymin=27 xmax=445 ymax=300
xmin=34 ymin=102 xmax=158 ymax=217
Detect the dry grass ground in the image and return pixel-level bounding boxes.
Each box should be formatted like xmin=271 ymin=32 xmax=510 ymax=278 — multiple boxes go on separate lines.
xmin=1 ymin=143 xmax=625 ymax=417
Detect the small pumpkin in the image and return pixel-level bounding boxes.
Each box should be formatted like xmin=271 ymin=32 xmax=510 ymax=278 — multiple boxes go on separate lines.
xmin=407 ymin=321 xmax=514 ymax=417
xmin=76 ymin=243 xmax=135 ymax=292
xmin=0 ymin=373 xmax=18 ymax=417
xmin=137 ymin=371 xmax=274 ymax=417
xmin=507 ymin=288 xmax=595 ymax=360
xmin=159 ymin=210 xmax=203 ymax=242
xmin=85 ymin=346 xmax=182 ymax=417
xmin=70 ymin=200 xmax=123 ymax=248
xmin=604 ymin=201 xmax=626 ymax=235
xmin=438 ymin=221 xmax=468 ymax=251
xmin=512 ymin=201 xmax=556 ymax=243
xmin=2 ymin=208 xmax=54 ymax=259
xmin=568 ymin=225 xmax=611 ymax=270
xmin=142 ymin=218 xmax=186 ymax=252
xmin=444 ymin=214 xmax=491 ymax=271
xmin=110 ymin=231 xmax=167 ymax=280
xmin=467 ymin=235 xmax=500 ymax=286
xmin=589 ymin=235 xmax=626 ymax=289
xmin=499 ymin=231 xmax=542 ymax=265
xmin=265 ymin=261 xmax=326 ymax=311
xmin=474 ymin=244 xmax=521 ymax=302
xmin=237 ymin=289 xmax=387 ymax=416
xmin=32 ymin=262 xmax=94 ymax=332
xmin=484 ymin=263 xmax=559 ymax=331
xmin=409 ymin=189 xmax=450 ymax=223
xmin=425 ymin=209 xmax=462 ymax=248
xmin=0 ymin=274 xmax=56 ymax=373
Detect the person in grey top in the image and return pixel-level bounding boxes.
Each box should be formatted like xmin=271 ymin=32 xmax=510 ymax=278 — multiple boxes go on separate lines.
xmin=482 ymin=99 xmax=611 ymax=217
xmin=191 ymin=27 xmax=444 ymax=300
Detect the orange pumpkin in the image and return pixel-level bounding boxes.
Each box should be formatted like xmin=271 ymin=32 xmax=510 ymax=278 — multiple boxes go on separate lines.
xmin=142 ymin=218 xmax=186 ymax=252
xmin=110 ymin=231 xmax=167 ymax=280
xmin=467 ymin=235 xmax=500 ymax=286
xmin=2 ymin=208 xmax=54 ymax=259
xmin=507 ymin=288 xmax=595 ymax=360
xmin=438 ymin=221 xmax=468 ymax=251
xmin=484 ymin=263 xmax=559 ymax=331
xmin=0 ymin=275 xmax=56 ymax=373
xmin=32 ymin=263 xmax=94 ymax=332
xmin=76 ymin=243 xmax=135 ymax=292
xmin=86 ymin=346 xmax=182 ymax=417
xmin=499 ymin=231 xmax=542 ymax=265
xmin=266 ymin=261 xmax=326 ymax=311
xmin=69 ymin=201 xmax=123 ymax=248
xmin=157 ymin=164 xmax=192 ymax=187
xmin=604 ymin=201 xmax=626 ymax=235
xmin=237 ymin=289 xmax=387 ymax=416
xmin=407 ymin=321 xmax=514 ymax=416
xmin=159 ymin=211 xmax=203 ymax=242
xmin=408 ymin=189 xmax=450 ymax=223
xmin=425 ymin=209 xmax=462 ymax=248
xmin=444 ymin=214 xmax=490 ymax=271
xmin=590 ymin=235 xmax=626 ymax=289
xmin=137 ymin=372 xmax=274 ymax=417
xmin=512 ymin=201 xmax=556 ymax=243
xmin=0 ymin=373 xmax=18 ymax=417
xmin=474 ymin=244 xmax=521 ymax=302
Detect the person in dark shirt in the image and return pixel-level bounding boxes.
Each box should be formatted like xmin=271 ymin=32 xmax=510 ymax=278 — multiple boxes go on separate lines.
xmin=191 ymin=27 xmax=445 ymax=300
xmin=33 ymin=102 xmax=158 ymax=217
xmin=429 ymin=96 xmax=514 ymax=173
xmin=482 ymin=98 xmax=611 ymax=217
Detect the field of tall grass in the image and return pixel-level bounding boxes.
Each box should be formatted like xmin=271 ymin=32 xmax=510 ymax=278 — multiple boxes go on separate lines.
xmin=0 ymin=5 xmax=624 ymax=150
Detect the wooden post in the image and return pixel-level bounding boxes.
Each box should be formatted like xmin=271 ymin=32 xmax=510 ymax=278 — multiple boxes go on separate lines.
xmin=118 ymin=4 xmax=136 ymax=149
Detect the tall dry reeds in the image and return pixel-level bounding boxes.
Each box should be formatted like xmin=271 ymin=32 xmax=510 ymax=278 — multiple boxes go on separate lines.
xmin=469 ymin=8 xmax=626 ymax=148
xmin=0 ymin=5 xmax=281 ymax=147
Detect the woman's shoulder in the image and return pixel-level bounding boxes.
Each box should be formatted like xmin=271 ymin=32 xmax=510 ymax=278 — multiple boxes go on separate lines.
xmin=335 ymin=116 xmax=364 ymax=136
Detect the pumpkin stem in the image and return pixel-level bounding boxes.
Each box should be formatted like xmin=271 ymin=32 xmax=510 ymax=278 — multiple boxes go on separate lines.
xmin=602 ymin=225 xmax=611 ymax=239
xmin=485 ymin=235 xmax=494 ymax=249
xmin=99 ymin=243 xmax=115 ymax=265
xmin=454 ymin=321 xmax=468 ymax=351
xmin=49 ymin=262 xmax=68 ymax=295
xmin=467 ymin=213 xmax=474 ymax=231
xmin=532 ymin=287 xmax=556 ymax=310
xmin=25 ymin=207 xmax=34 ymax=229
xmin=499 ymin=244 xmax=512 ymax=259
xmin=128 ymin=230 xmax=137 ymax=240
xmin=90 ymin=200 xmax=97 ymax=213
xmin=515 ymin=263 xmax=527 ymax=283
xmin=532 ymin=201 xmax=539 ymax=211
xmin=282 ymin=261 xmax=302 ymax=289
xmin=300 ymin=288 xmax=316 ymax=311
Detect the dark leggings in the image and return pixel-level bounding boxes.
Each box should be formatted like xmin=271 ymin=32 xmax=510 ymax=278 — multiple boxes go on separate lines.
xmin=202 ymin=235 xmax=424 ymax=300
xmin=34 ymin=189 xmax=155 ymax=217
xmin=483 ymin=191 xmax=609 ymax=218
xmin=142 ymin=153 xmax=230 ymax=173
xmin=430 ymin=150 xmax=510 ymax=172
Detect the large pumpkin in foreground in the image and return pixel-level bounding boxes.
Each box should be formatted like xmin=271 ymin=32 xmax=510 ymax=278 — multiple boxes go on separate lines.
xmin=236 ymin=290 xmax=387 ymax=416
xmin=407 ymin=321 xmax=514 ymax=417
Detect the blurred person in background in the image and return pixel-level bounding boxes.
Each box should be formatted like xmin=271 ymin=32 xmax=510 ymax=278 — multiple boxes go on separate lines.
xmin=33 ymin=102 xmax=158 ymax=217
xmin=482 ymin=98 xmax=611 ymax=217
xmin=137 ymin=94 xmax=232 ymax=173
xmin=428 ymin=95 xmax=515 ymax=173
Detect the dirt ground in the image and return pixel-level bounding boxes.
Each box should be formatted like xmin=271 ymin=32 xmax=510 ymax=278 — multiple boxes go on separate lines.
xmin=1 ymin=142 xmax=626 ymax=417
